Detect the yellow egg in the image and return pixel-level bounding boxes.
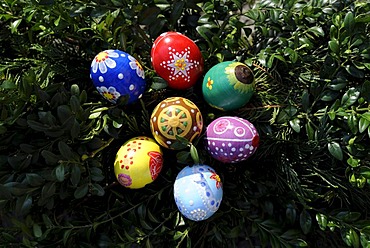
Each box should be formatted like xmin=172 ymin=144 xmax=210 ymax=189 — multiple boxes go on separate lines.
xmin=114 ymin=136 xmax=163 ymax=189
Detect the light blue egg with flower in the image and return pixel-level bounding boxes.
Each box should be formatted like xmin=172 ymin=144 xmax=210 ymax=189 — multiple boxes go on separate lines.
xmin=173 ymin=164 xmax=223 ymax=221
xmin=90 ymin=49 xmax=146 ymax=104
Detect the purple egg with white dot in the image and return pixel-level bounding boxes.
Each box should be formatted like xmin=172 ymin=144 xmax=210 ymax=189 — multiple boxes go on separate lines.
xmin=205 ymin=116 xmax=259 ymax=163
xmin=90 ymin=49 xmax=146 ymax=104
xmin=174 ymin=164 xmax=223 ymax=221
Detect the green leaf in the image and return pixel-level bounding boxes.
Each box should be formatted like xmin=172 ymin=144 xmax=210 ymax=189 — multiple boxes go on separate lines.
xmin=190 ymin=144 xmax=199 ymax=164
xmin=33 ymin=224 xmax=42 ymax=238
xmin=305 ymin=122 xmax=314 ymax=140
xmin=63 ymin=229 xmax=72 ymax=245
xmin=74 ymin=184 xmax=88 ymax=199
xmin=41 ymin=150 xmax=60 ymax=165
xmin=347 ymin=114 xmax=359 ymax=134
xmin=316 ymin=213 xmax=328 ymax=231
xmin=308 ymin=26 xmax=324 ymax=37
xmin=329 ymin=39 xmax=339 ymax=54
xmin=58 ymin=141 xmax=74 ymax=161
xmin=26 ymin=173 xmax=44 ymax=187
xmin=91 ymin=183 xmax=105 ymax=196
xmin=300 ymin=210 xmax=312 ymax=235
xmin=359 ymin=116 xmax=370 ymax=133
xmin=170 ymin=1 xmax=185 ymax=26
xmin=1 ymin=80 xmax=17 ymax=89
xmin=10 ymin=19 xmax=22 ymax=33
xmin=343 ymin=12 xmax=354 ymax=32
xmin=41 ymin=182 xmax=56 ymax=199
xmin=328 ymin=141 xmax=343 ymax=160
xmin=70 ymin=165 xmax=81 ymax=186
xmin=346 ymin=65 xmax=365 ymax=78
xmin=286 ymin=204 xmax=296 ymax=224
xmin=176 ymin=151 xmax=190 ymax=163
xmin=55 ymin=164 xmax=65 ymax=182
xmin=341 ymin=88 xmax=360 ymax=107
xmin=289 ymin=118 xmax=300 ymax=133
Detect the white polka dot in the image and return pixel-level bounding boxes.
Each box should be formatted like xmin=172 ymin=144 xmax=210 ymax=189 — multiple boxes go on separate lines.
xmin=215 ymin=147 xmax=219 ymax=151
xmin=99 ymin=76 xmax=104 ymax=82
xmin=129 ymin=84 xmax=135 ymax=90
xmin=153 ymin=117 xmax=157 ymax=122
xmin=89 ymin=74 xmax=92 ymax=79
xmin=118 ymin=73 xmax=124 ymax=79
xmin=193 ymin=126 xmax=197 ymax=131
xmin=231 ymin=147 xmax=236 ymax=152
xmin=208 ymin=141 xmax=211 ymax=145
xmin=249 ymin=146 xmax=254 ymax=150
xmin=166 ymin=141 xmax=172 ymax=145
xmin=245 ymin=144 xmax=250 ymax=149
xmin=224 ymin=153 xmax=227 ymax=156
xmin=155 ymin=131 xmax=158 ymax=135
xmin=220 ymin=149 xmax=224 ymax=152
xmin=228 ymin=143 xmax=232 ymax=147
xmin=161 ymin=103 xmax=166 ymax=108
xmin=222 ymin=143 xmax=225 ymax=147
xmin=239 ymin=148 xmax=244 ymax=152
xmin=212 ymin=142 xmax=215 ymax=146
xmin=189 ymin=200 xmax=194 ymax=206
xmin=230 ymin=153 xmax=233 ymax=156
xmin=191 ymin=109 xmax=195 ymax=113
xmin=120 ymin=54 xmax=125 ymax=57
xmin=238 ymin=153 xmax=243 ymax=157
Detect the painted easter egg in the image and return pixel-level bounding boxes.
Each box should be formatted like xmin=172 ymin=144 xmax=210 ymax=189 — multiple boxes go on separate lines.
xmin=90 ymin=49 xmax=146 ymax=104
xmin=151 ymin=32 xmax=204 ymax=90
xmin=202 ymin=61 xmax=255 ymax=111
xmin=114 ymin=136 xmax=163 ymax=189
xmin=174 ymin=164 xmax=223 ymax=221
xmin=150 ymin=97 xmax=203 ymax=149
xmin=205 ymin=116 xmax=259 ymax=163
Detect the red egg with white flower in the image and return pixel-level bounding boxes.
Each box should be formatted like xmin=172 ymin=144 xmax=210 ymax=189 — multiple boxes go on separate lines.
xmin=151 ymin=32 xmax=204 ymax=90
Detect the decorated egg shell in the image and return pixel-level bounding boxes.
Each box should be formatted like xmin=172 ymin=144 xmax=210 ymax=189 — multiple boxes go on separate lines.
xmin=202 ymin=61 xmax=255 ymax=111
xmin=90 ymin=49 xmax=146 ymax=104
xmin=150 ymin=97 xmax=203 ymax=149
xmin=114 ymin=136 xmax=163 ymax=189
xmin=174 ymin=164 xmax=223 ymax=221
xmin=151 ymin=32 xmax=204 ymax=90
xmin=205 ymin=116 xmax=259 ymax=163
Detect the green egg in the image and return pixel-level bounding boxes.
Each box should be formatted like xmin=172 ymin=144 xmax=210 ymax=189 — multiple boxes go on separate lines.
xmin=202 ymin=61 xmax=255 ymax=111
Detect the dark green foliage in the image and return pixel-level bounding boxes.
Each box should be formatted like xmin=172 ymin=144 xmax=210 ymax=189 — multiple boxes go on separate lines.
xmin=1 ymin=0 xmax=370 ymax=247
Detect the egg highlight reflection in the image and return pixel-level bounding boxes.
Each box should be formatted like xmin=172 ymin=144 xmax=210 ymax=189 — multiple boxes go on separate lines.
xmin=205 ymin=116 xmax=259 ymax=163
xmin=202 ymin=61 xmax=255 ymax=111
xmin=90 ymin=49 xmax=146 ymax=104
xmin=174 ymin=164 xmax=223 ymax=221
xmin=151 ymin=32 xmax=204 ymax=90
xmin=114 ymin=137 xmax=163 ymax=189
xmin=150 ymin=97 xmax=203 ymax=149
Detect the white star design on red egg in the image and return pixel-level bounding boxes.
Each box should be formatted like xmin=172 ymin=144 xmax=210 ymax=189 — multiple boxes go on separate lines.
xmin=160 ymin=47 xmax=200 ymax=83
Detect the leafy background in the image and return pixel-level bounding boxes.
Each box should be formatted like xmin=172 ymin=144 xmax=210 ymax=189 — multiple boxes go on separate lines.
xmin=1 ymin=0 xmax=370 ymax=247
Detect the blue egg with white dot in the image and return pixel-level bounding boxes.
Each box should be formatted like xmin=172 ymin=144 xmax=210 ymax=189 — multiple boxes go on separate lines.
xmin=90 ymin=50 xmax=146 ymax=104
xmin=173 ymin=164 xmax=223 ymax=221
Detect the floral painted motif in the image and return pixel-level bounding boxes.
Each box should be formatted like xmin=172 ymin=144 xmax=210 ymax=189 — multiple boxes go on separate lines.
xmin=206 ymin=77 xmax=213 ymax=90
xmin=128 ymin=55 xmax=145 ymax=79
xmin=91 ymin=50 xmax=119 ymax=74
xmin=118 ymin=173 xmax=132 ymax=187
xmin=148 ymin=151 xmax=163 ymax=180
xmin=225 ymin=62 xmax=255 ymax=94
xmin=209 ymin=169 xmax=222 ymax=189
xmin=96 ymin=86 xmax=121 ymax=103
xmin=214 ymin=119 xmax=229 ymax=133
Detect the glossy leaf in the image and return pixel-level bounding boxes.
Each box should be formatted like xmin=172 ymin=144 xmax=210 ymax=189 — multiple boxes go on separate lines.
xmin=328 ymin=141 xmax=343 ymax=160
xmin=300 ymin=210 xmax=312 ymax=235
